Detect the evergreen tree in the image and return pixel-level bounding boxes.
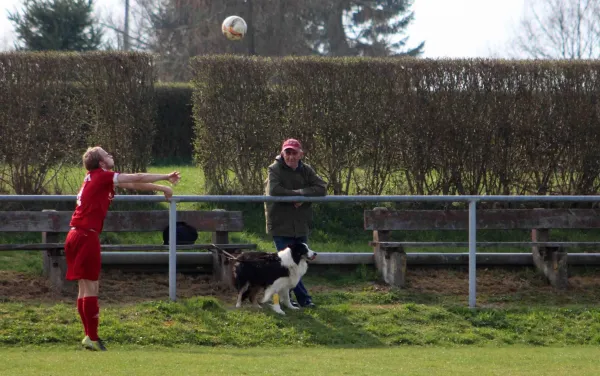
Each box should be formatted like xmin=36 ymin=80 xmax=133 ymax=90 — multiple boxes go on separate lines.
xmin=306 ymin=0 xmax=424 ymax=56
xmin=117 ymin=0 xmax=423 ymax=80
xmin=8 ymin=0 xmax=103 ymax=51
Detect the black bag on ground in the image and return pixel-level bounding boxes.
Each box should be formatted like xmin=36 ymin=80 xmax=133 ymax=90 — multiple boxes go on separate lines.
xmin=163 ymin=221 xmax=198 ymax=245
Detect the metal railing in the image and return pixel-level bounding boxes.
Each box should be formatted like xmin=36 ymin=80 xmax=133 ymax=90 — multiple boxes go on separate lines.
xmin=3 ymin=194 xmax=600 ymax=307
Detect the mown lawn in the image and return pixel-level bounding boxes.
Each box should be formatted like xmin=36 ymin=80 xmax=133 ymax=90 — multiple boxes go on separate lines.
xmin=1 ymin=346 xmax=599 ymax=376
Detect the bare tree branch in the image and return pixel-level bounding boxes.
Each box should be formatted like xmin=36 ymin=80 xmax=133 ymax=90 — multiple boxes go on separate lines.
xmin=98 ymin=22 xmax=152 ymax=49
xmin=510 ymin=0 xmax=600 ymax=59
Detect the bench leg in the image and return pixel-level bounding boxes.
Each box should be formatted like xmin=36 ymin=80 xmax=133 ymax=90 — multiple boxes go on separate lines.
xmin=211 ymin=226 xmax=234 ymax=289
xmin=211 ymin=249 xmax=238 ymax=290
xmin=532 ymin=246 xmax=568 ymax=289
xmin=374 ymin=246 xmax=407 ymax=288
xmin=42 ymin=249 xmax=73 ymax=294
xmin=532 ymin=229 xmax=568 ymax=289
xmin=42 ymin=225 xmax=74 ymax=294
xmin=372 ymin=220 xmax=407 ymax=288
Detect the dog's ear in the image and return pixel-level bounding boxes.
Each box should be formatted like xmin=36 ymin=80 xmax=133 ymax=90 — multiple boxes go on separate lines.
xmin=287 ymin=244 xmax=294 ymax=249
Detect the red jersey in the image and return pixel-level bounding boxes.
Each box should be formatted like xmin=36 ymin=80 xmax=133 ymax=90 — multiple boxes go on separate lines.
xmin=70 ymin=169 xmax=120 ymax=233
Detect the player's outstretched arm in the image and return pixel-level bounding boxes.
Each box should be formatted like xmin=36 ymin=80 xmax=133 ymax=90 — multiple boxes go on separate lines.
xmin=117 ymin=171 xmax=181 ymax=185
xmin=119 ymin=183 xmax=174 ymax=200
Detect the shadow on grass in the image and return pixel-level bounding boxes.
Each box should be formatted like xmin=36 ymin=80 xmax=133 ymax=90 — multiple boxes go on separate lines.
xmin=177 ymin=297 xmax=385 ymax=348
xmin=250 ymin=305 xmax=386 ymax=348
xmin=281 ymin=306 xmax=384 ymax=347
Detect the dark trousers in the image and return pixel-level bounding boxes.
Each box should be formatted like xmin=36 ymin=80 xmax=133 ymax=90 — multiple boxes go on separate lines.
xmin=272 ymin=236 xmax=312 ymax=305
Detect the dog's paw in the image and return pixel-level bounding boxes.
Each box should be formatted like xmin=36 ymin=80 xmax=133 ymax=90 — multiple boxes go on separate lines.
xmin=288 ymin=305 xmax=300 ymax=310
xmin=270 ymin=304 xmax=286 ymax=315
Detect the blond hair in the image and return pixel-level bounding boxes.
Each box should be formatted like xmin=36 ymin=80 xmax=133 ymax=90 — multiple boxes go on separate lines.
xmin=82 ymin=147 xmax=104 ymax=171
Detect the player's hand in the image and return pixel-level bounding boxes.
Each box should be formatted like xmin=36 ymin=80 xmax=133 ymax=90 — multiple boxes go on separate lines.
xmin=162 ymin=186 xmax=174 ymax=200
xmin=166 ymin=171 xmax=181 ymax=185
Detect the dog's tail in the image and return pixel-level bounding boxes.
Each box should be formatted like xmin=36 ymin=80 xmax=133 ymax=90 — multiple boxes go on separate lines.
xmin=211 ymin=244 xmax=240 ymax=261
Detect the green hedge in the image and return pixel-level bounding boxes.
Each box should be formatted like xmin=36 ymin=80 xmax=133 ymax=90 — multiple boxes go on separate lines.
xmin=190 ymin=55 xmax=600 ymax=197
xmin=5 ymin=53 xmax=600 ymax=199
xmin=81 ymin=52 xmax=156 ymax=173
xmin=192 ymin=56 xmax=288 ymax=194
xmin=0 ymin=51 xmax=155 ymax=195
xmin=152 ymin=83 xmax=195 ymax=164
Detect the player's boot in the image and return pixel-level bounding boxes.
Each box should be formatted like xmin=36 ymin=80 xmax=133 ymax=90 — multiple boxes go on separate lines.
xmin=82 ymin=335 xmax=107 ymax=351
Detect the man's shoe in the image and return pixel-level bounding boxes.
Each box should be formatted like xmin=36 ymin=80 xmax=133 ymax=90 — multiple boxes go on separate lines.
xmin=82 ymin=336 xmax=107 ymax=351
xmin=300 ymin=301 xmax=316 ymax=308
xmin=288 ymin=293 xmax=300 ymax=308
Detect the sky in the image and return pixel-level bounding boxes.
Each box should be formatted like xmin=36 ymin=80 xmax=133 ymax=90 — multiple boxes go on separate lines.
xmin=0 ymin=0 xmax=526 ymax=58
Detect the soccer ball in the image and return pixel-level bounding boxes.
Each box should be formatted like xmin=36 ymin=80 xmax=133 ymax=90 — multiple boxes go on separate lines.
xmin=222 ymin=16 xmax=247 ymax=41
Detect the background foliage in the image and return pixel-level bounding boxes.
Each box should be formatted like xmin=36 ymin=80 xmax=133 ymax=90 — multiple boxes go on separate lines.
xmin=0 ymin=51 xmax=155 ymax=195
xmin=3 ymin=53 xmax=600 ymax=200
xmin=191 ymin=56 xmax=600 ymax=197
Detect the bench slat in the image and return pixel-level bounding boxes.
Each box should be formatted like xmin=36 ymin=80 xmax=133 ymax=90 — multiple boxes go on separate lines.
xmin=0 ymin=243 xmax=257 ymax=251
xmin=371 ymin=241 xmax=600 ymax=248
xmin=364 ymin=209 xmax=600 ymax=230
xmin=0 ymin=211 xmax=244 ymax=232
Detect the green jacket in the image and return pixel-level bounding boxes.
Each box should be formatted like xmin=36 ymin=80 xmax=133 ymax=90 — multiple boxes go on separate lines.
xmin=264 ymin=156 xmax=327 ymax=237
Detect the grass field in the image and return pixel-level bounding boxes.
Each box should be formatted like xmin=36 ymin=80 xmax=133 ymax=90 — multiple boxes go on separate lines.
xmin=3 ymin=164 xmax=600 ymax=374
xmin=3 ymin=279 xmax=600 ymax=348
xmin=2 ymin=346 xmax=599 ymax=376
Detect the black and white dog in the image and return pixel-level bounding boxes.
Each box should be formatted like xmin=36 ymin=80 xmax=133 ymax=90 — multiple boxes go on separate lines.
xmin=233 ymin=243 xmax=317 ymax=315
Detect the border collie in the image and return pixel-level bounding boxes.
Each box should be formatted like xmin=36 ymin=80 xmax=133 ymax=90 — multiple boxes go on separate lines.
xmin=232 ymin=243 xmax=317 ymax=315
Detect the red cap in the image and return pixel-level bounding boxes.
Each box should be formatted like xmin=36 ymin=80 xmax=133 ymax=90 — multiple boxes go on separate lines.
xmin=281 ymin=138 xmax=303 ymax=152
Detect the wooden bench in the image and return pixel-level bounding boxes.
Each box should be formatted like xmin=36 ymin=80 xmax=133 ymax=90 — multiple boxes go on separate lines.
xmin=0 ymin=209 xmax=256 ymax=292
xmin=364 ymin=207 xmax=600 ymax=289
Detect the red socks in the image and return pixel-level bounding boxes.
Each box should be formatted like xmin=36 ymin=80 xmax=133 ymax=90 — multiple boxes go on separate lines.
xmin=77 ymin=298 xmax=87 ymax=336
xmin=82 ymin=297 xmax=100 ymax=341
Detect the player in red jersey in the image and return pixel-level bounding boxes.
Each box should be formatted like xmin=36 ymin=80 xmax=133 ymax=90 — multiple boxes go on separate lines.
xmin=66 ymin=146 xmax=181 ymax=351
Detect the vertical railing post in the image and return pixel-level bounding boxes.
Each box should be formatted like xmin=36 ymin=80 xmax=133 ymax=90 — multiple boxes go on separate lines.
xmin=468 ymin=199 xmax=477 ymax=308
xmin=169 ymin=199 xmax=178 ymax=301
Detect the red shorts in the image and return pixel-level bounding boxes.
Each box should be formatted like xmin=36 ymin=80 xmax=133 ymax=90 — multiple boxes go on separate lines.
xmin=64 ymin=228 xmax=101 ymax=281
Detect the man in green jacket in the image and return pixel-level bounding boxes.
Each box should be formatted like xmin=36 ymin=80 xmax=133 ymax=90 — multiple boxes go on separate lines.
xmin=265 ymin=138 xmax=327 ymax=307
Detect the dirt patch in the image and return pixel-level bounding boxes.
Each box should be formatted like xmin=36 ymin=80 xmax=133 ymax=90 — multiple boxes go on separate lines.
xmin=0 ymin=271 xmax=57 ymax=302
xmin=406 ymin=267 xmax=546 ymax=295
xmin=0 ymin=270 xmax=236 ymax=305
xmin=2 ymin=267 xmax=600 ymax=306
xmin=403 ymin=267 xmax=600 ymax=306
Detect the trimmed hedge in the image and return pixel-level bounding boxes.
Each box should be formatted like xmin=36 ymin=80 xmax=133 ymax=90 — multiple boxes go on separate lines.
xmin=190 ymin=56 xmax=600 ymax=196
xmin=0 ymin=52 xmax=155 ymax=195
xmin=192 ymin=56 xmax=288 ymax=194
xmin=81 ymin=52 xmax=155 ymax=173
xmin=4 ymin=53 xmax=600 ymax=199
xmin=152 ymin=83 xmax=195 ymax=164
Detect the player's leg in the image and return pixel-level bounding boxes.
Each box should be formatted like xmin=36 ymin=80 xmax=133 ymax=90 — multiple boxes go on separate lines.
xmin=75 ymin=231 xmax=106 ymax=351
xmin=65 ymin=230 xmax=88 ymax=341
xmin=79 ymin=279 xmax=105 ymax=350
